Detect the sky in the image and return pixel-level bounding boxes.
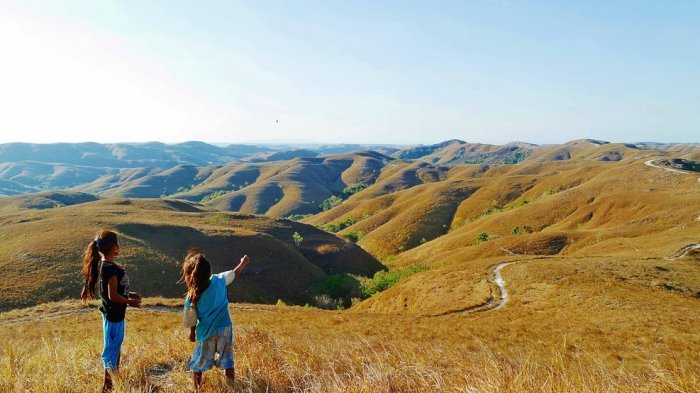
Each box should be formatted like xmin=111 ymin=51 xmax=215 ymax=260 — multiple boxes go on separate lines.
xmin=0 ymin=0 xmax=698 ymax=145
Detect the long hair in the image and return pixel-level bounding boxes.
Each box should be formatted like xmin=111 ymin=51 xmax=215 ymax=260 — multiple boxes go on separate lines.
xmin=181 ymin=248 xmax=211 ymax=308
xmin=80 ymin=229 xmax=119 ymax=302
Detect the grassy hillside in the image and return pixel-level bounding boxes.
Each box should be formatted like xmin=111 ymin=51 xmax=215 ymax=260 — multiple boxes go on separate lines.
xmin=0 ymin=141 xmax=269 ymax=167
xmin=203 ymin=152 xmax=393 ymax=217
xmin=0 ymin=197 xmax=383 ymax=311
xmin=1 ymin=249 xmax=697 ymax=392
xmin=394 ymin=139 xmax=533 ymax=165
xmin=310 ymin=156 xmax=699 ymax=320
xmin=78 ymin=165 xmax=217 ymax=198
xmin=0 ymin=141 xmax=699 ymax=392
xmin=0 ymin=190 xmax=98 ymax=210
xmin=306 ymin=148 xmax=699 ymax=264
xmin=0 ymin=161 xmax=115 ymax=190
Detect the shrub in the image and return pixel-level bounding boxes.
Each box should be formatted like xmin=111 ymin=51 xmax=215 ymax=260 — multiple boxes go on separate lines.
xmin=313 ymin=294 xmax=344 ymax=310
xmin=319 ymin=195 xmax=344 ymax=211
xmin=317 ymin=274 xmax=362 ymax=300
xmin=209 ymin=213 xmax=229 ymax=225
xmin=358 ymin=263 xmax=429 ymax=298
xmin=482 ymin=206 xmax=502 ymax=216
xmin=176 ymin=184 xmax=197 ymax=194
xmin=287 ymin=214 xmax=312 ymax=221
xmin=477 ymin=232 xmax=489 ymax=243
xmin=293 ymin=232 xmax=303 ymax=247
xmin=201 ymin=190 xmax=227 ymax=203
xmin=276 ymin=299 xmax=287 ymax=307
xmin=325 ymin=217 xmax=357 ymax=233
xmin=319 ymin=184 xmax=368 ymax=212
xmin=343 ymin=231 xmax=365 ymax=243
xmin=342 ymin=183 xmax=368 ymax=197
xmin=314 ymin=265 xmax=428 ymax=308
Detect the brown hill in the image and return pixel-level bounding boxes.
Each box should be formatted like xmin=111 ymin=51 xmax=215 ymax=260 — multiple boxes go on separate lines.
xmin=0 ymin=197 xmax=383 ymax=311
xmin=71 ymin=151 xmax=395 ymax=217
xmin=526 ymin=139 xmax=656 ymax=162
xmin=74 ymin=165 xmax=217 ymax=198
xmin=202 ymin=151 xmax=393 ymax=217
xmin=0 ymin=190 xmax=98 ymax=211
xmin=306 ymin=144 xmax=697 ymax=273
xmin=394 ymin=139 xmax=533 ymax=165
xmin=0 ymin=161 xmax=113 ymax=190
xmin=343 ymin=156 xmax=699 ymax=315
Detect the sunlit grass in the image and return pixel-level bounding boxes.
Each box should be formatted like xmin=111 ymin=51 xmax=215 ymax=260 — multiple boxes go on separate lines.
xmin=1 ymin=297 xmax=698 ymax=393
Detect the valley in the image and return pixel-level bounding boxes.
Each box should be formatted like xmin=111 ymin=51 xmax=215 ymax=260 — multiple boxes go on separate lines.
xmin=0 ymin=139 xmax=698 ymax=392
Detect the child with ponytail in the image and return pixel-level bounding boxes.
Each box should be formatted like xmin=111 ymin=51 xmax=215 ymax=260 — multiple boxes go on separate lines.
xmin=80 ymin=229 xmax=141 ymax=393
xmin=181 ymin=248 xmax=250 ymax=391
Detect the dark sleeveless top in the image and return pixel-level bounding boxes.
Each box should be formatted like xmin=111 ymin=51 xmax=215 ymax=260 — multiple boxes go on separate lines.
xmin=98 ymin=261 xmax=130 ymax=322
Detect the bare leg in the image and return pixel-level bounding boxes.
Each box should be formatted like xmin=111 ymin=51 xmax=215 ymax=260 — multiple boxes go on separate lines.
xmin=102 ymin=352 xmax=120 ymax=392
xmin=225 ymin=368 xmax=235 ymax=388
xmin=102 ymin=370 xmax=113 ymax=393
xmin=193 ymin=372 xmax=203 ymax=391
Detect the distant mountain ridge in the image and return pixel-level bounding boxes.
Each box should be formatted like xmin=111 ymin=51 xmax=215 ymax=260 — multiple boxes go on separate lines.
xmin=1 ymin=140 xmax=698 ymax=221
xmin=0 ymin=139 xmax=698 ymax=314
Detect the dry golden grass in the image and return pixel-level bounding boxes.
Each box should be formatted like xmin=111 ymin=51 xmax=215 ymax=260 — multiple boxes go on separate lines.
xmin=2 ymin=245 xmax=699 ymax=392
xmin=0 ymin=198 xmax=382 ymax=311
xmin=1 ymin=145 xmax=698 ymax=392
xmin=309 ymin=155 xmax=699 ymax=267
xmin=205 ymin=153 xmax=392 ymax=217
xmin=1 ymin=276 xmax=698 ymax=393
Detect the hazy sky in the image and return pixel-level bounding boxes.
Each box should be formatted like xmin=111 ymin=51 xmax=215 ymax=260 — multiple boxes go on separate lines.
xmin=0 ymin=0 xmax=698 ymax=145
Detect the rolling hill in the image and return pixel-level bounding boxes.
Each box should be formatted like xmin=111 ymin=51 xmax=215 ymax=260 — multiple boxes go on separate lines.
xmin=393 ymin=139 xmax=534 ymax=165
xmin=0 ymin=139 xmax=698 ymax=392
xmin=0 ymin=196 xmax=383 ymax=311
xmin=308 ymin=154 xmax=700 ymax=315
xmin=1 ymin=139 xmax=698 ymax=316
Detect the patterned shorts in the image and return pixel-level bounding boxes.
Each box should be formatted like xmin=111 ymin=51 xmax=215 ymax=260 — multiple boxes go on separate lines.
xmin=187 ymin=325 xmax=234 ymax=372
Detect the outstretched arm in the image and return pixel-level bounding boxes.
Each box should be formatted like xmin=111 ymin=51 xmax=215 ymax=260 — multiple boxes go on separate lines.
xmin=233 ymin=255 xmax=250 ymax=278
xmin=221 ymin=255 xmax=250 ymax=286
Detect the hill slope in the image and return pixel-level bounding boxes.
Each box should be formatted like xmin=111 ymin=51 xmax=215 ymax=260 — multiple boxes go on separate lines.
xmin=0 ymin=197 xmax=383 ymax=311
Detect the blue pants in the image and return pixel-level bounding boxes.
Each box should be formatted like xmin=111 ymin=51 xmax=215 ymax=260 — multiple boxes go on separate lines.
xmin=101 ymin=315 xmax=125 ymax=370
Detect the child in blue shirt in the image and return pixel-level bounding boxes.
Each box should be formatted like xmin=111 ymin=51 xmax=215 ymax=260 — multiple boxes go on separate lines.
xmin=181 ymin=248 xmax=250 ymax=390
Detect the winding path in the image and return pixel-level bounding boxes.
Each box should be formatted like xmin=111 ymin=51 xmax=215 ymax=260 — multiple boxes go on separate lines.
xmin=3 ymin=242 xmax=696 ymax=326
xmin=665 ymin=244 xmax=700 ymax=260
xmin=491 ymin=263 xmax=512 ymax=311
xmin=0 ymin=304 xmax=272 ymax=327
xmin=644 ymin=159 xmax=692 ymax=174
xmin=429 ymin=262 xmax=513 ymax=317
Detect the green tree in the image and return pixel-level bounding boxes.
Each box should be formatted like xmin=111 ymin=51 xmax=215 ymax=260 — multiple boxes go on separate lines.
xmin=293 ymin=231 xmax=303 ymax=247
xmin=319 ymin=195 xmax=344 ymax=211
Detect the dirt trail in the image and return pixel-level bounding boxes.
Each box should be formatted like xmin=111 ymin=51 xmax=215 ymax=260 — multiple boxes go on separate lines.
xmin=429 ymin=262 xmax=513 ymax=317
xmin=3 ymin=243 xmax=696 ymax=326
xmin=0 ymin=304 xmax=272 ymax=327
xmin=665 ymin=244 xmax=700 ymax=260
xmin=491 ymin=263 xmax=512 ymax=311
xmin=644 ymin=159 xmax=691 ymax=174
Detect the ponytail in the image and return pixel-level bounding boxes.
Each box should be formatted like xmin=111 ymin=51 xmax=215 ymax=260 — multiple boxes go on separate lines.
xmin=80 ymin=240 xmax=101 ymax=301
xmin=80 ymin=229 xmax=119 ymax=302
